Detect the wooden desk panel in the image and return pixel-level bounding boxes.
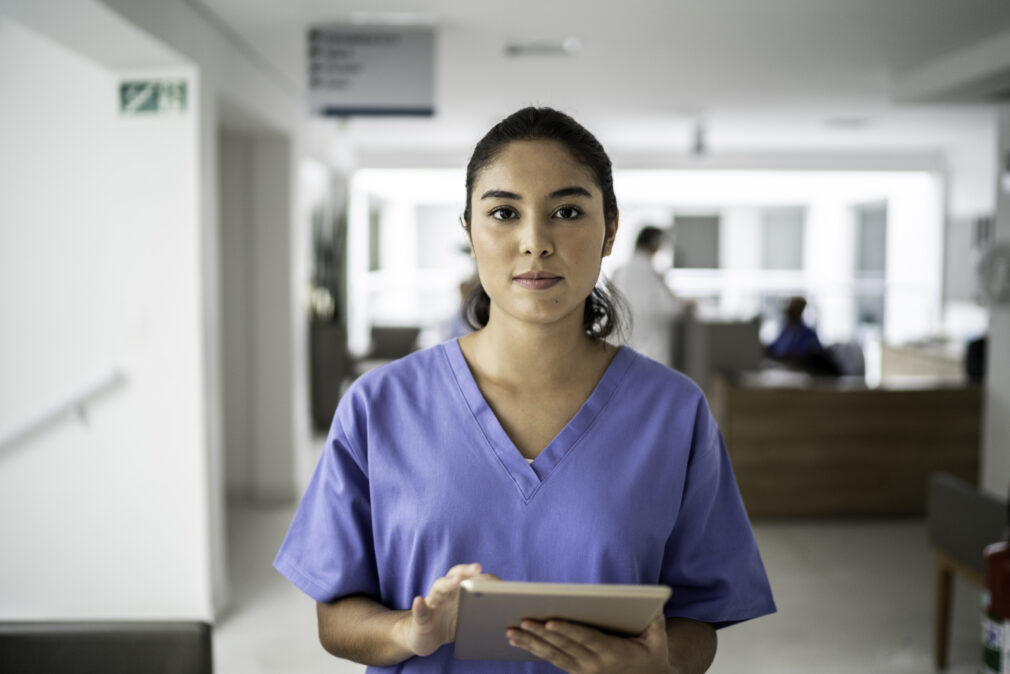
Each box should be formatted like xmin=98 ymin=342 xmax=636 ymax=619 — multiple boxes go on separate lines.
xmin=715 ymin=379 xmax=982 ymax=517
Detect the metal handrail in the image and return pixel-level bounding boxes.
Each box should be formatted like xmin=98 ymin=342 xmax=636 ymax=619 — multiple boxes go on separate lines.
xmin=0 ymin=369 xmax=127 ymax=454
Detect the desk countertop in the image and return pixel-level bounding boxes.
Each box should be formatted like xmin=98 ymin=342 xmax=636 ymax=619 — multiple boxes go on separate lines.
xmin=728 ymin=369 xmax=975 ymax=392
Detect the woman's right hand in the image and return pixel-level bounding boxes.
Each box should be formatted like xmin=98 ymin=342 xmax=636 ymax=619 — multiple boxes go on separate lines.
xmin=398 ymin=562 xmax=498 ymax=657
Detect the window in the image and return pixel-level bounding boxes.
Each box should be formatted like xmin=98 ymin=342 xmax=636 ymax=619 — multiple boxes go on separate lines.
xmin=761 ymin=207 xmax=805 ymax=270
xmin=855 ymin=203 xmax=887 ymax=276
xmin=672 ymin=214 xmax=720 ymax=269
xmin=854 ymin=203 xmax=887 ymax=328
xmin=368 ymin=204 xmax=382 ymax=272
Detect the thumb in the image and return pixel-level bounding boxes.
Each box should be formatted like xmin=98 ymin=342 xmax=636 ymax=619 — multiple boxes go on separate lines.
xmin=413 ymin=596 xmax=431 ymax=623
xmin=641 ymin=612 xmax=666 ymax=643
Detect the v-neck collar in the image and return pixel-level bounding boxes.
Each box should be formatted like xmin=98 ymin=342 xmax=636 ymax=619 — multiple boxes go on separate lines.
xmin=442 ymin=339 xmax=635 ymax=502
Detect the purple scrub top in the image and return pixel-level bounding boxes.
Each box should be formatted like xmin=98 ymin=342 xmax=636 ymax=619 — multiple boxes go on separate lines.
xmin=275 ymin=340 xmax=775 ymax=672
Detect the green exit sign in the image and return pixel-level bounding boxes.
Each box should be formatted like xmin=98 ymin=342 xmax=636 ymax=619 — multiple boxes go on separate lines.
xmin=119 ymin=79 xmax=187 ymax=114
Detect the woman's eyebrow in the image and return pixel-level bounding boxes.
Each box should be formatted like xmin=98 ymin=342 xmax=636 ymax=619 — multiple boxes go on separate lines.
xmin=479 ymin=186 xmax=593 ymax=200
xmin=548 ymin=186 xmax=593 ymax=199
xmin=480 ymin=189 xmax=521 ymax=200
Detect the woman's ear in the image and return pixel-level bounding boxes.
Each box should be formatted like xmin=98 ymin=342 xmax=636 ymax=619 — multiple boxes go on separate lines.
xmin=602 ymin=212 xmax=619 ymax=257
xmin=460 ymin=214 xmax=476 ymax=259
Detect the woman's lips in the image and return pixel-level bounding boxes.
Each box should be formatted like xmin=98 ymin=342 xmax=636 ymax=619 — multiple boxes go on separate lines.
xmin=513 ymin=273 xmax=562 ymax=290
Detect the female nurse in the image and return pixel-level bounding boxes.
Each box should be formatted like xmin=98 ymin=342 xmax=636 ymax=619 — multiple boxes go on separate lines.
xmin=275 ymin=107 xmax=776 ymax=673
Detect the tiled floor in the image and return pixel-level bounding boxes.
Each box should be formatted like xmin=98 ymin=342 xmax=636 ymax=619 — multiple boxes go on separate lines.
xmin=214 ymin=505 xmax=982 ymax=673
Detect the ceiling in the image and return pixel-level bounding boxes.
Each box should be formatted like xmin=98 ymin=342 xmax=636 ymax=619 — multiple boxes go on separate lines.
xmin=198 ymin=0 xmax=1010 ymax=161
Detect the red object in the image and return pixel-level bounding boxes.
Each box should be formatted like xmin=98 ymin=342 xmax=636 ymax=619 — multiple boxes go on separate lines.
xmin=987 ymin=538 xmax=1010 ymax=620
xmin=983 ymin=494 xmax=1010 ymax=673
xmin=988 ymin=489 xmax=1010 ymax=622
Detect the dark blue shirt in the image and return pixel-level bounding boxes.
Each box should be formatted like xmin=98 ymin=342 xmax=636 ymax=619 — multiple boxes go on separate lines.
xmin=768 ymin=323 xmax=823 ymax=360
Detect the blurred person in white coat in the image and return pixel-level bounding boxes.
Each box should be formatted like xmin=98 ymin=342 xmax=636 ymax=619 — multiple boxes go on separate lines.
xmin=612 ymin=226 xmax=689 ymax=368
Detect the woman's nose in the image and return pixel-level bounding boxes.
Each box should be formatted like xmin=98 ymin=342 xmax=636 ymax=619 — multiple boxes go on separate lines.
xmin=520 ymin=217 xmax=553 ymax=257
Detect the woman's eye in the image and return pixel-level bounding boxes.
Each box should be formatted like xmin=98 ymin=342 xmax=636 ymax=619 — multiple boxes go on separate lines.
xmin=554 ymin=206 xmax=582 ymax=220
xmin=490 ymin=207 xmax=517 ymax=221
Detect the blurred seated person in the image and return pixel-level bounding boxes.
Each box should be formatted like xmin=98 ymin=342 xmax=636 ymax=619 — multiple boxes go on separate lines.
xmin=765 ymin=296 xmax=841 ymax=376
xmin=611 ymin=226 xmax=691 ymax=368
xmin=966 ymin=334 xmax=986 ymax=383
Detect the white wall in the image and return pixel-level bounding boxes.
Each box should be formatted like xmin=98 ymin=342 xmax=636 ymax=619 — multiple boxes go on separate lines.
xmin=0 ymin=0 xmax=318 ymax=622
xmin=220 ymin=130 xmax=302 ymax=502
xmin=718 ymin=207 xmax=763 ymax=319
xmin=982 ymin=106 xmax=1010 ymax=499
xmin=219 ymin=131 xmax=254 ymax=498
xmin=249 ymin=133 xmax=297 ymax=502
xmin=96 ymin=0 xmax=311 ymax=615
xmin=803 ymin=199 xmax=852 ymax=342
xmin=885 ymin=174 xmax=946 ymax=343
xmin=0 ymin=16 xmax=210 ymax=619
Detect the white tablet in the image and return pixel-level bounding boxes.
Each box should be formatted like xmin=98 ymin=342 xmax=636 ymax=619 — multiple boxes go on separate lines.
xmin=453 ymin=579 xmax=671 ymax=661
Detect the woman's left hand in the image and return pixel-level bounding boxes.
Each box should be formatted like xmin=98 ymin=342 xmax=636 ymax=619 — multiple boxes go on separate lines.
xmin=506 ymin=611 xmax=673 ymax=674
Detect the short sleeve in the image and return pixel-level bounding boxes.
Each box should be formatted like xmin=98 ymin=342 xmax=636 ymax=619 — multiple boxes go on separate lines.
xmin=273 ymin=414 xmax=380 ymax=603
xmin=659 ymin=400 xmax=776 ymax=628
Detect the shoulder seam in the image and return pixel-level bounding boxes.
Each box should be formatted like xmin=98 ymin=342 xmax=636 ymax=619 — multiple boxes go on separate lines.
xmin=334 ymin=405 xmax=369 ymax=472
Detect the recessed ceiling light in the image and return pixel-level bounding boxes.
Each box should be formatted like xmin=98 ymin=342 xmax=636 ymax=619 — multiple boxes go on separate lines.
xmin=314 ymin=12 xmax=438 ymax=26
xmin=504 ymin=37 xmax=581 ymax=57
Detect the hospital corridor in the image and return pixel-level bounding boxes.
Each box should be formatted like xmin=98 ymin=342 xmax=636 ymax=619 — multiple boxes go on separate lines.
xmin=1 ymin=1 xmax=1009 ymax=673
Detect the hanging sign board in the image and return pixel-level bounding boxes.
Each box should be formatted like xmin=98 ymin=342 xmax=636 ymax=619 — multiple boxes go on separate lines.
xmin=119 ymin=79 xmax=187 ymax=114
xmin=308 ymin=25 xmax=435 ymax=117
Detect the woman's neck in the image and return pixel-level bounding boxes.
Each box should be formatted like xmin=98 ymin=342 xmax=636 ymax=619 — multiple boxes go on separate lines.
xmin=461 ymin=307 xmax=609 ymax=390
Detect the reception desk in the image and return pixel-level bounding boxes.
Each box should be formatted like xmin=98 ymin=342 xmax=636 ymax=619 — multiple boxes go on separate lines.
xmin=710 ymin=372 xmax=982 ymax=518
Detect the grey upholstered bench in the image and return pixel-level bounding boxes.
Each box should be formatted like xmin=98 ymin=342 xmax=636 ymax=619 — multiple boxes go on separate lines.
xmin=928 ymin=472 xmax=1006 ymax=669
xmin=0 ymin=621 xmax=211 ymax=673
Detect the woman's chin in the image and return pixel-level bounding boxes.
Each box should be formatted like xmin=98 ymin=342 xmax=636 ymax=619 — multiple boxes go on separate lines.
xmin=491 ymin=302 xmax=585 ymax=330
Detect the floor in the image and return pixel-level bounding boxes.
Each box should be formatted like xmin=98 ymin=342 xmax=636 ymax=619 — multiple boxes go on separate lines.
xmin=214 ymin=505 xmax=982 ymax=673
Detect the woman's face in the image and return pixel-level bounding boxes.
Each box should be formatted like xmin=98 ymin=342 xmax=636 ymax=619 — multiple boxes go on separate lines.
xmin=467 ymin=140 xmax=617 ymax=331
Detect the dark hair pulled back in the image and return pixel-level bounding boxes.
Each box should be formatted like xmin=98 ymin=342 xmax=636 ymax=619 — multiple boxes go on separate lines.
xmin=461 ymin=106 xmax=626 ymax=340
